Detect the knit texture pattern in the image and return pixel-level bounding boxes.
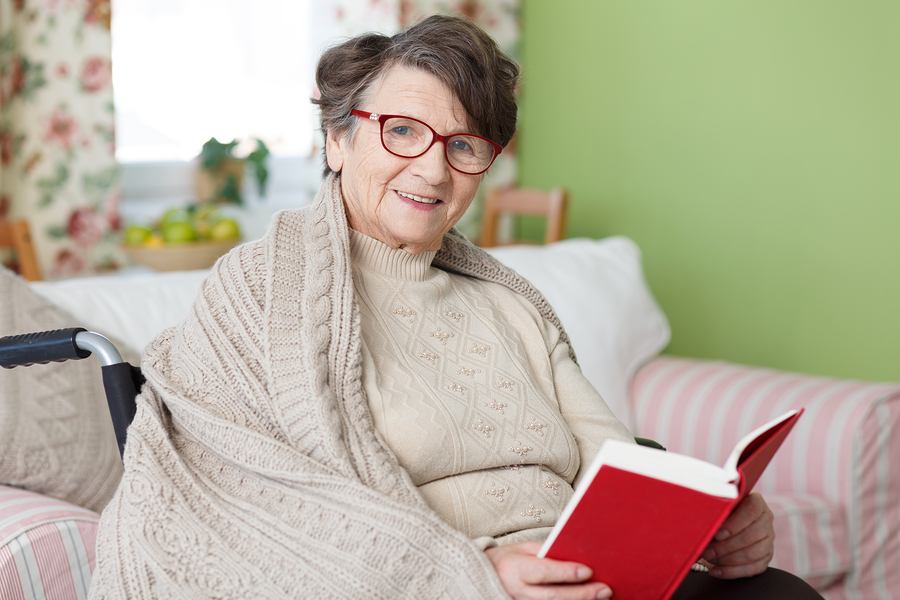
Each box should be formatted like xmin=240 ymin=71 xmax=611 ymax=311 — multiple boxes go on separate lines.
xmin=88 ymin=174 xmax=576 ymax=599
xmin=349 ymin=230 xmax=639 ymax=542
xmin=433 ymin=229 xmax=577 ymax=365
xmin=0 ymin=266 xmax=126 ymax=513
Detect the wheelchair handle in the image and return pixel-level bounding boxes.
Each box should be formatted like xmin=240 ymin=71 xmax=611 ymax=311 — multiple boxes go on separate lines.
xmin=0 ymin=327 xmax=124 ymax=368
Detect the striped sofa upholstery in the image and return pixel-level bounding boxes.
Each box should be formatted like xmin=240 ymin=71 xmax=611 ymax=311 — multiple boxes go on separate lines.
xmin=0 ymin=485 xmax=100 ymax=600
xmin=632 ymin=356 xmax=900 ymax=600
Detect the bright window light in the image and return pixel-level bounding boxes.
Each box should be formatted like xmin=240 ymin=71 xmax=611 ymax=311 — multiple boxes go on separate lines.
xmin=112 ymin=0 xmax=313 ymax=163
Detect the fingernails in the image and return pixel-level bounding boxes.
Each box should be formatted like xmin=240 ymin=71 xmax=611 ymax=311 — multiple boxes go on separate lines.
xmin=596 ymin=585 xmax=613 ymax=599
xmin=714 ymin=528 xmax=731 ymax=541
xmin=710 ymin=568 xmax=722 ymax=577
xmin=577 ymin=566 xmax=592 ymax=580
xmin=702 ymin=548 xmax=716 ymax=561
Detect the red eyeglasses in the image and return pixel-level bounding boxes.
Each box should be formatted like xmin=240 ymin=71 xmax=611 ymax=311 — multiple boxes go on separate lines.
xmin=351 ymin=110 xmax=502 ymax=175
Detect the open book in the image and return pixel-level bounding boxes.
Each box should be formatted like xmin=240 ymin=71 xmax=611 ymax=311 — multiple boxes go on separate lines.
xmin=538 ymin=409 xmax=803 ymax=600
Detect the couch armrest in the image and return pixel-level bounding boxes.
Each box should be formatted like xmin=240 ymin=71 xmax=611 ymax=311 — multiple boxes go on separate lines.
xmin=631 ymin=356 xmax=900 ymax=501
xmin=1 ymin=485 xmax=100 ymax=598
xmin=631 ymin=356 xmax=900 ymax=597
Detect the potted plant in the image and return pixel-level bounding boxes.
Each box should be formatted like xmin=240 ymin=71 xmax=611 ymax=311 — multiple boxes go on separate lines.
xmin=195 ymin=137 xmax=270 ymax=205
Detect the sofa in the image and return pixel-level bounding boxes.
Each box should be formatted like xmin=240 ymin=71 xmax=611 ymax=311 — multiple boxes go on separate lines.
xmin=1 ymin=236 xmax=898 ymax=600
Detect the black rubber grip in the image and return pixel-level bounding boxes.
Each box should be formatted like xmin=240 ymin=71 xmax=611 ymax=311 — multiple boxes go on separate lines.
xmin=635 ymin=437 xmax=666 ymax=451
xmin=0 ymin=327 xmax=91 ymax=369
xmin=102 ymin=363 xmax=139 ymax=458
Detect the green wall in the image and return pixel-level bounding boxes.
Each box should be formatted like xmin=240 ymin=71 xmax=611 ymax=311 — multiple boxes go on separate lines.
xmin=519 ymin=1 xmax=900 ymax=381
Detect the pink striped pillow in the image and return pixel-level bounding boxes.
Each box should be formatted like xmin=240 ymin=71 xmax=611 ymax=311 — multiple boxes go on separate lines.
xmin=766 ymin=494 xmax=850 ymax=590
xmin=0 ymin=485 xmax=100 ymax=599
xmin=632 ymin=356 xmax=900 ymax=599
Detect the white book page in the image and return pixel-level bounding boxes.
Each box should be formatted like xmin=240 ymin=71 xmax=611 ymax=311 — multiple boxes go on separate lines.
xmin=587 ymin=440 xmax=738 ymax=498
xmin=539 ymin=439 xmax=737 ymax=557
xmin=721 ymin=409 xmax=801 ymax=479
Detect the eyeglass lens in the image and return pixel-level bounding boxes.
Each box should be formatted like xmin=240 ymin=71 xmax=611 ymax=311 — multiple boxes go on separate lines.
xmin=382 ymin=117 xmax=496 ymax=174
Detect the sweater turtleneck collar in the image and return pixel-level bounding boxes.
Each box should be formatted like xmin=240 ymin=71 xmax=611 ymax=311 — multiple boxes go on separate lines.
xmin=349 ymin=228 xmax=438 ymax=282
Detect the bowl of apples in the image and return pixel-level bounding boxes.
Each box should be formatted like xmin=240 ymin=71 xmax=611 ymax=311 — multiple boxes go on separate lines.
xmin=122 ymin=204 xmax=242 ymax=272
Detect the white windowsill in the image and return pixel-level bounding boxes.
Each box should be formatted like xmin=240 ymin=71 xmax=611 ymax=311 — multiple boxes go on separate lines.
xmin=119 ymin=154 xmax=321 ymax=242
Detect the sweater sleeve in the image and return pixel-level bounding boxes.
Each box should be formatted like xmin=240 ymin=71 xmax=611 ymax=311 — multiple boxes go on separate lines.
xmin=547 ymin=330 xmax=636 ymax=490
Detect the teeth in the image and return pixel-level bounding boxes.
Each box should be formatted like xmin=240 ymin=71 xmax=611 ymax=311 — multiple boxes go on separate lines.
xmin=397 ymin=191 xmax=438 ymax=204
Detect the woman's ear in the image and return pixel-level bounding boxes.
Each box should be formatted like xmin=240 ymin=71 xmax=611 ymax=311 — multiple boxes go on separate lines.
xmin=325 ymin=128 xmax=344 ymax=173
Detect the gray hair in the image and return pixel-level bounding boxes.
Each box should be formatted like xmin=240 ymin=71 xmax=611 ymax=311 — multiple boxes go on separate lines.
xmin=312 ymin=14 xmax=520 ymax=176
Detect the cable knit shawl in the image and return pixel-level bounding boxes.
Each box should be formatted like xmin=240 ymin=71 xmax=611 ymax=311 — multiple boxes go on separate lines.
xmin=88 ymin=174 xmax=575 ymax=599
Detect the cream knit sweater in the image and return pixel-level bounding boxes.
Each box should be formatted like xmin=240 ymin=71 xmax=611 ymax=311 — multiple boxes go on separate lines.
xmin=350 ymin=230 xmax=633 ymax=545
xmin=88 ymin=174 xmax=624 ymax=599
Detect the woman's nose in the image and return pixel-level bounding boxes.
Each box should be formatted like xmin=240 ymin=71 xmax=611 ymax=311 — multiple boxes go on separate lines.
xmin=408 ymin=140 xmax=450 ymax=184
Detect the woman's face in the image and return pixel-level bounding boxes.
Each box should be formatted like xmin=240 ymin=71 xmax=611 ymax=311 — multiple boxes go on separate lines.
xmin=326 ymin=66 xmax=483 ymax=254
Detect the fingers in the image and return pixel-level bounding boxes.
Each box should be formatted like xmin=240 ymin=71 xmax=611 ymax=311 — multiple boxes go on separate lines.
xmin=715 ymin=492 xmax=768 ymax=540
xmin=702 ymin=492 xmax=775 ymax=579
xmin=705 ymin=535 xmax=773 ymax=578
xmin=703 ymin=509 xmax=773 ymax=564
xmin=491 ymin=543 xmax=585 ymax=585
xmin=488 ymin=542 xmax=588 ymax=586
xmin=486 ymin=542 xmax=613 ymax=600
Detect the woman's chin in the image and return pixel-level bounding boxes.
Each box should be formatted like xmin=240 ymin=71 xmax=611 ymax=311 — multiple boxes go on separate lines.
xmin=389 ymin=230 xmax=444 ymax=254
xmin=398 ymin=240 xmax=441 ymax=254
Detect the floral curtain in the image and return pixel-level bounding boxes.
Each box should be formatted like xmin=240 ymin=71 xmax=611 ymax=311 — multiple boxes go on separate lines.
xmin=321 ymin=0 xmax=520 ymax=241
xmin=0 ymin=0 xmax=121 ymax=279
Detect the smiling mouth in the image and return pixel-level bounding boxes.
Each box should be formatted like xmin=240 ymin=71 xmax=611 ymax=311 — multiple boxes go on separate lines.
xmin=397 ymin=190 xmax=440 ymax=205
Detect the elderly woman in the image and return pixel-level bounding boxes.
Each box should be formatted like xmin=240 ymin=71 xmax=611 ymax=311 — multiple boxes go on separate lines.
xmin=89 ymin=15 xmax=822 ymax=600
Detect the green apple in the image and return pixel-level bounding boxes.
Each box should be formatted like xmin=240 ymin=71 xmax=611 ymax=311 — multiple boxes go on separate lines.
xmin=124 ymin=225 xmax=152 ymax=246
xmin=192 ymin=203 xmax=222 ymax=240
xmin=209 ymin=217 xmax=241 ymax=241
xmin=193 ymin=203 xmax=220 ymax=223
xmin=162 ymin=221 xmax=197 ymax=244
xmin=160 ymin=207 xmax=191 ymax=230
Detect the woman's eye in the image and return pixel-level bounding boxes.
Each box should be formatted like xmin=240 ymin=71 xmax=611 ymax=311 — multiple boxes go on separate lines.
xmin=391 ymin=126 xmax=411 ymax=136
xmin=449 ymin=138 xmax=473 ymax=152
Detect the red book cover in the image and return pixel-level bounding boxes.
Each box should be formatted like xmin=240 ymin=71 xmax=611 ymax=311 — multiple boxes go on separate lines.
xmin=538 ymin=409 xmax=803 ymax=600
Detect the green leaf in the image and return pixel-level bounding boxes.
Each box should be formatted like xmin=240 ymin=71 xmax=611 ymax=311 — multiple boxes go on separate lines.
xmin=200 ymin=137 xmax=238 ymax=170
xmin=55 ymin=163 xmax=69 ymax=183
xmin=36 ymin=163 xmax=70 ymax=194
xmin=8 ymin=58 xmax=48 ymax=102
xmin=82 ymin=165 xmax=120 ymax=194
xmin=0 ymin=32 xmax=15 ymax=54
xmin=46 ymin=225 xmax=68 ymax=239
xmin=216 ymin=173 xmax=242 ymax=205
xmin=247 ymin=138 xmax=271 ymax=197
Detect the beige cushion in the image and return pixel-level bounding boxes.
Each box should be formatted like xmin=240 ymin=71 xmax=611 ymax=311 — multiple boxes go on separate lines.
xmin=0 ymin=267 xmax=133 ymax=513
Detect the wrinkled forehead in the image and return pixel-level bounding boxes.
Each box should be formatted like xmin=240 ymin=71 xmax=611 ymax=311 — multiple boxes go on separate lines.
xmin=362 ymin=64 xmax=475 ymax=133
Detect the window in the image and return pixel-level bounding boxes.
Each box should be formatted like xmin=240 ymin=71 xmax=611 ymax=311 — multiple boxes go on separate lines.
xmin=112 ymin=0 xmax=323 ymax=216
xmin=112 ymin=0 xmax=401 ymax=223
xmin=112 ymin=0 xmax=314 ymax=163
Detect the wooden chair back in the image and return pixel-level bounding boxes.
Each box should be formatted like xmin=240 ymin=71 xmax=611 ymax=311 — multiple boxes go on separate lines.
xmin=0 ymin=219 xmax=42 ymax=281
xmin=479 ymin=186 xmax=568 ymax=247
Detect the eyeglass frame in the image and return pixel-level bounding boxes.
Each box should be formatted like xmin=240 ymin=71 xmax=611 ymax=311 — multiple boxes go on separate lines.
xmin=350 ymin=109 xmax=503 ymax=175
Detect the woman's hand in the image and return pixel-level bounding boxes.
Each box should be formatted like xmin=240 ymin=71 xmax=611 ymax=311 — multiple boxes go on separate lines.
xmin=701 ymin=491 xmax=775 ymax=579
xmin=485 ymin=541 xmax=612 ymax=600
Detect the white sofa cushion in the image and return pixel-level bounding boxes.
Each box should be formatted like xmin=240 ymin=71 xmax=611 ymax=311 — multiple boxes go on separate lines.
xmin=486 ymin=237 xmax=670 ymax=431
xmin=26 ymin=237 xmax=669 ymax=432
xmin=31 ymin=269 xmax=210 ymax=358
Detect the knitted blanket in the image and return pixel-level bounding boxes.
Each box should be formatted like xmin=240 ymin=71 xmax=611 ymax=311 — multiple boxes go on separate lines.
xmin=88 ymin=174 xmax=572 ymax=599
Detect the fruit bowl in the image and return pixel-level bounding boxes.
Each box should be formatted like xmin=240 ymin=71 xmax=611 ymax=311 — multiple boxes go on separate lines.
xmin=122 ymin=239 xmax=240 ymax=272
